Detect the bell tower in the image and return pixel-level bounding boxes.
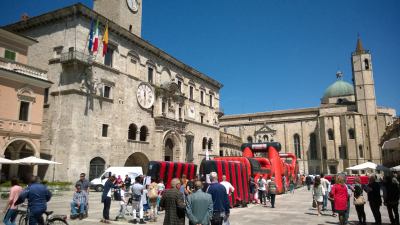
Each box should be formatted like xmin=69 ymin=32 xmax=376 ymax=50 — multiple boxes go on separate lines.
xmin=351 ymin=37 xmax=380 ymax=162
xmin=94 ymin=0 xmax=142 ymax=37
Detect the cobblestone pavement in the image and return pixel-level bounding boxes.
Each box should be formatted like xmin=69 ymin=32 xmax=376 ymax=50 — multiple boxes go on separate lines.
xmin=1 ymin=186 xmax=392 ymax=225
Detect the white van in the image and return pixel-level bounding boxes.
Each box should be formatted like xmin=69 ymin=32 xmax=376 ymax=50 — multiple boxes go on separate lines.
xmin=90 ymin=167 xmax=143 ymax=192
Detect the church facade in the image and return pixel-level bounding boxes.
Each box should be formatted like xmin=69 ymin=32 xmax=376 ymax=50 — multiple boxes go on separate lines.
xmin=4 ymin=0 xmax=222 ymax=181
xmin=220 ymin=40 xmax=396 ymax=175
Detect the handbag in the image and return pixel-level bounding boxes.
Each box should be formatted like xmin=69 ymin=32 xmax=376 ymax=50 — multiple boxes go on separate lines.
xmin=354 ymin=195 xmax=366 ymax=205
xmin=312 ymin=199 xmax=317 ymax=208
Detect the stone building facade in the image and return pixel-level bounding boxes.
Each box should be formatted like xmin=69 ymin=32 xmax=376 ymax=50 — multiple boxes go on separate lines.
xmin=5 ymin=1 xmax=222 ymax=181
xmin=380 ymin=118 xmax=400 ymax=167
xmin=220 ymin=39 xmax=396 ymax=175
xmin=0 ymin=28 xmax=51 ymax=182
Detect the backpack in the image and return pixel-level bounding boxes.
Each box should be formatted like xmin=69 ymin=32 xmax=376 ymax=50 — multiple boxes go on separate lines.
xmin=258 ymin=178 xmax=264 ymax=189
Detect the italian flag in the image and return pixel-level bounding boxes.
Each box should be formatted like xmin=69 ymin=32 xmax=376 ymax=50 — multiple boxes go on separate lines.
xmin=91 ymin=19 xmax=99 ymax=53
xmin=102 ymin=22 xmax=109 ymax=57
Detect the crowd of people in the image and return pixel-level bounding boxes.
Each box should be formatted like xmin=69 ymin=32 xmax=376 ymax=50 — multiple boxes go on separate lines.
xmin=309 ymin=173 xmax=399 ymax=225
xmin=2 ymin=171 xmax=399 ymax=225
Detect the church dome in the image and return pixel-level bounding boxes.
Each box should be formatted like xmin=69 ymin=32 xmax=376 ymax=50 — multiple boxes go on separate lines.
xmin=323 ymin=72 xmax=354 ymax=99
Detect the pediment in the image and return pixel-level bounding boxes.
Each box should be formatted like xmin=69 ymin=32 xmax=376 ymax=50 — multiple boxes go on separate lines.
xmin=254 ymin=124 xmax=276 ymax=135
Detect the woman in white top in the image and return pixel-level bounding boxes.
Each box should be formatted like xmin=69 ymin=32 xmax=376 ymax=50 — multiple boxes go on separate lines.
xmin=312 ymin=176 xmax=326 ymax=216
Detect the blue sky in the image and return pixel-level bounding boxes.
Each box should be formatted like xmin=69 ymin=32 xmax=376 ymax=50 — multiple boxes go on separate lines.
xmin=1 ymin=0 xmax=399 ymax=115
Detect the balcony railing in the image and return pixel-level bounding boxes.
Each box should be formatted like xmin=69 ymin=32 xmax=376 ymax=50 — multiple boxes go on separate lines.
xmin=0 ymin=57 xmax=47 ymax=80
xmin=0 ymin=118 xmax=42 ymax=135
xmin=60 ymin=50 xmax=93 ymax=65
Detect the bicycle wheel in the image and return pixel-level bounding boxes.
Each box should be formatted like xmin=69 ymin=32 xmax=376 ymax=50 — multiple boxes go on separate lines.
xmin=18 ymin=214 xmax=28 ymax=225
xmin=47 ymin=218 xmax=69 ymax=225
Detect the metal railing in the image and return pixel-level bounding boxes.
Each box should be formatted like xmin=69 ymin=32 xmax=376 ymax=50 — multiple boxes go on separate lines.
xmin=0 ymin=57 xmax=47 ymax=80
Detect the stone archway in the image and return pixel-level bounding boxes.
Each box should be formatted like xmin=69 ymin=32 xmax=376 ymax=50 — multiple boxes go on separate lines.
xmin=1 ymin=139 xmax=38 ymax=183
xmin=124 ymin=152 xmax=150 ymax=174
xmin=163 ymin=130 xmax=182 ymax=162
xmin=164 ymin=138 xmax=174 ymax=161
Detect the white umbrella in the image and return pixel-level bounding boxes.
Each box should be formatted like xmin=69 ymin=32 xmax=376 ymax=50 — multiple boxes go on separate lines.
xmin=13 ymin=156 xmax=61 ymax=165
xmin=0 ymin=157 xmax=18 ymax=164
xmin=391 ymin=165 xmax=400 ymax=172
xmin=346 ymin=162 xmax=377 ymax=170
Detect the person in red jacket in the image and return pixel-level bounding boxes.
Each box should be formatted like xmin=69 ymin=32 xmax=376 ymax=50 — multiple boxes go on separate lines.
xmin=330 ymin=175 xmax=349 ymax=225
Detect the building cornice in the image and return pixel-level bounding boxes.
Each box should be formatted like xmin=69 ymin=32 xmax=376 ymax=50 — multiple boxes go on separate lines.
xmin=221 ymin=107 xmax=320 ymax=120
xmin=3 ymin=3 xmax=223 ymax=90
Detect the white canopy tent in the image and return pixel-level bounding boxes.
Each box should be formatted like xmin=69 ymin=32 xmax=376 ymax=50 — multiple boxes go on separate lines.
xmin=0 ymin=157 xmax=18 ymax=164
xmin=346 ymin=162 xmax=377 ymax=170
xmin=391 ymin=165 xmax=400 ymax=172
xmin=13 ymin=156 xmax=61 ymax=165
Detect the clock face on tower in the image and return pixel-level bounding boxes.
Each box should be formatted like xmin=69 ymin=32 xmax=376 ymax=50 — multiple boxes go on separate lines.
xmin=126 ymin=0 xmax=139 ymax=13
xmin=137 ymin=83 xmax=155 ymax=109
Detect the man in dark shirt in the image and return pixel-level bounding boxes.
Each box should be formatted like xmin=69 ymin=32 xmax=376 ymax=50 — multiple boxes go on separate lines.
xmin=76 ymin=173 xmax=90 ymax=193
xmin=207 ymin=172 xmax=230 ymax=225
xmin=365 ymin=175 xmax=382 ymax=225
xmin=124 ymin=174 xmax=132 ymax=190
xmin=16 ymin=176 xmax=52 ymax=225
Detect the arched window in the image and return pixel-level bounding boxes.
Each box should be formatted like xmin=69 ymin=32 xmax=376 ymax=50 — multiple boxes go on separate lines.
xmin=322 ymin=147 xmax=327 ymax=159
xmin=208 ymin=138 xmax=213 ymax=150
xmin=202 ymin=137 xmax=207 ymax=150
xmin=310 ymin=133 xmax=317 ymax=160
xmin=139 ymin=126 xmax=148 ymax=141
xmin=89 ymin=157 xmax=106 ymax=181
xmin=327 ymin=129 xmax=334 ymax=140
xmin=348 ymin=128 xmax=355 ymax=139
xmin=128 ymin=123 xmax=137 ymax=140
xmin=364 ymin=58 xmax=369 ymax=70
xmin=359 ymin=145 xmax=364 ymax=158
xmin=294 ymin=134 xmax=301 ymax=159
xmin=263 ymin=135 xmax=269 ymax=142
xmin=247 ymin=136 xmax=253 ymax=143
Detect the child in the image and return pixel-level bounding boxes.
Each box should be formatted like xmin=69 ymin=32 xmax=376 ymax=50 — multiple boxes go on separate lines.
xmin=116 ymin=184 xmax=127 ymax=220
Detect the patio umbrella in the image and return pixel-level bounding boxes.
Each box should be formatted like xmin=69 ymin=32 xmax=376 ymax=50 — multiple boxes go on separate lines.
xmin=13 ymin=156 xmax=61 ymax=165
xmin=346 ymin=161 xmax=377 ymax=170
xmin=391 ymin=165 xmax=400 ymax=172
xmin=0 ymin=157 xmax=18 ymax=164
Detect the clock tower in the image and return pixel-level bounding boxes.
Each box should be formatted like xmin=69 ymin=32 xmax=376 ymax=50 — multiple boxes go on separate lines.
xmin=94 ymin=0 xmax=142 ymax=37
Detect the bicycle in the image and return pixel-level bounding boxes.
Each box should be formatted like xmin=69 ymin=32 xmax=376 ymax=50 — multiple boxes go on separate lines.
xmin=17 ymin=206 xmax=68 ymax=225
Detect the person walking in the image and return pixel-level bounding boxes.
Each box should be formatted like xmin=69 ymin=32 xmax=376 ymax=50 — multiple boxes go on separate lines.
xmin=383 ymin=176 xmax=399 ymax=225
xmin=249 ymin=177 xmax=257 ymax=203
xmin=3 ymin=177 xmax=23 ymax=225
xmin=353 ymin=177 xmax=366 ymax=225
xmin=131 ymin=176 xmax=146 ymax=224
xmin=220 ymin=175 xmax=234 ymax=197
xmin=312 ymin=176 xmax=325 ymax=216
xmin=207 ymin=172 xmax=230 ymax=225
xmin=320 ymin=174 xmax=330 ymax=211
xmin=257 ymin=176 xmax=267 ymax=205
xmin=101 ymin=175 xmax=115 ymax=224
xmin=289 ymin=176 xmax=295 ymax=194
xmin=329 ymin=176 xmax=337 ymax=217
xmin=330 ymin=176 xmax=348 ymax=225
xmin=160 ymin=178 xmax=186 ymax=225
xmin=148 ymin=181 xmax=159 ymax=222
xmin=70 ymin=184 xmax=88 ymax=220
xmin=186 ymin=181 xmax=213 ymax=225
xmin=267 ymin=177 xmax=277 ymax=208
xmin=15 ymin=176 xmax=52 ymax=225
xmin=365 ymin=175 xmax=382 ymax=225
xmin=306 ymin=175 xmax=312 ymax=191
xmin=124 ymin=175 xmax=132 ymax=190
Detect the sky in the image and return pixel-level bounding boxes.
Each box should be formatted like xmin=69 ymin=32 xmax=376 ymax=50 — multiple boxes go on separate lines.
xmin=1 ymin=0 xmax=399 ymax=115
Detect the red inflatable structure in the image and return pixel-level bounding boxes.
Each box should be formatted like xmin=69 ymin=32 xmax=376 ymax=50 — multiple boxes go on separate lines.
xmin=214 ymin=142 xmax=298 ymax=194
xmin=147 ymin=161 xmax=197 ymax=189
xmin=200 ymin=160 xmax=250 ymax=207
